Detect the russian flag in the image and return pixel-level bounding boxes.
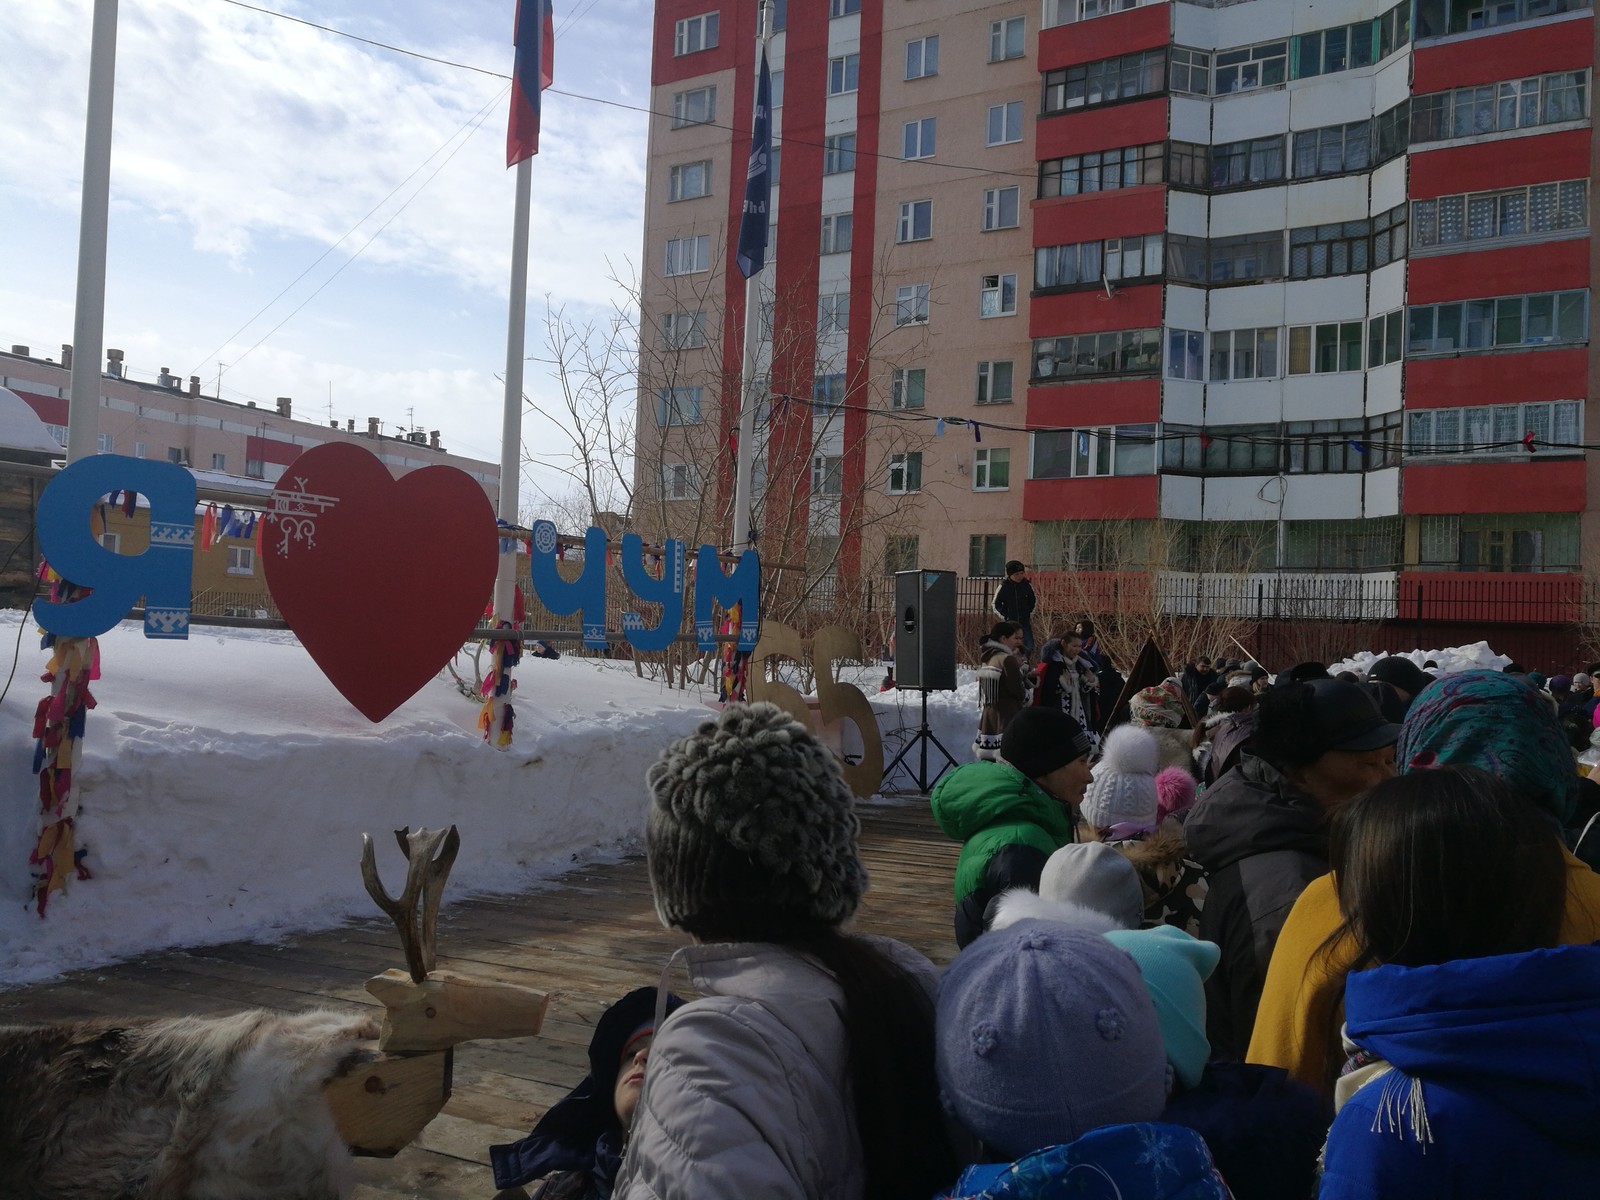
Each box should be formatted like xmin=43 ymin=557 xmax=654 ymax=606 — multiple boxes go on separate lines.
xmin=507 ymin=0 xmax=555 ymax=167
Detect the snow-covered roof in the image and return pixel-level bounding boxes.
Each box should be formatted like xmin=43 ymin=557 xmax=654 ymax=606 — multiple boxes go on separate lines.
xmin=0 ymin=385 xmax=66 ymax=454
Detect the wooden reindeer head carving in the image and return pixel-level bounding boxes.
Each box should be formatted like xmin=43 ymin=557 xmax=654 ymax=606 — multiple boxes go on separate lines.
xmin=359 ymin=826 xmax=460 ymax=984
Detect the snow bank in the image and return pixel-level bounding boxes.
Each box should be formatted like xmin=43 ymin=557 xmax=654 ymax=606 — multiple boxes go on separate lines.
xmin=1328 ymin=641 xmax=1511 ymax=679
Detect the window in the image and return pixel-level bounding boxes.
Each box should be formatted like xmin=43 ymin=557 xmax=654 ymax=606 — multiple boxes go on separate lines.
xmin=668 ymin=160 xmax=711 ymax=201
xmin=1032 ymin=330 xmax=1162 ymax=379
xmin=656 ymin=387 xmax=703 ymax=426
xmin=770 ymin=70 xmax=783 ymax=109
xmin=1161 ymin=424 xmax=1279 ymax=475
xmin=820 ymin=212 xmax=853 ymax=254
xmin=974 ymin=447 xmax=1010 ymax=490
xmin=823 ymin=133 xmax=857 ymax=174
xmin=1204 ymin=233 xmax=1285 ymax=284
xmin=980 ymin=273 xmax=1017 ymax=317
xmin=891 ymin=367 xmax=926 ymax=409
xmin=671 ymin=86 xmax=716 ymax=127
xmin=969 ymin=535 xmax=1009 ymax=578
xmin=211 ymin=452 xmax=226 ymax=471
xmin=96 ymin=432 xmax=114 ymax=453
xmin=167 ymin=446 xmax=187 ymax=464
xmin=986 ymin=101 xmax=1023 ymax=146
xmin=225 ymin=546 xmax=255 ymax=576
xmin=1209 ymin=328 xmax=1280 ymax=380
xmin=812 ymin=454 xmax=844 ymax=497
xmin=818 ymin=292 xmax=850 ymax=337
xmin=983 ymin=186 xmax=1020 ymax=230
xmin=1292 ymin=120 xmax=1374 ymax=179
xmin=768 ymin=146 xmax=780 ymax=186
xmin=902 ymin=117 xmax=936 ymax=159
xmin=134 ymin=440 xmax=146 ymax=458
xmin=830 ymin=0 xmax=860 ymax=15
xmin=43 ymin=423 xmax=67 ymax=445
xmin=1287 ymin=206 xmax=1407 ymax=278
xmin=1044 ymin=49 xmax=1167 ymax=114
xmin=1036 ymin=235 xmax=1163 ymax=288
xmin=896 ymin=283 xmax=931 ymax=325
xmin=1283 ymin=415 xmax=1402 ymax=473
xmin=1287 ymin=322 xmax=1366 ymax=374
xmin=976 ymin=360 xmax=1014 ymax=404
xmin=906 ymin=35 xmax=939 ymax=79
xmin=814 ymin=373 xmax=848 ymax=407
xmin=1406 ymin=290 xmax=1589 ymax=353
xmin=99 ymin=531 xmax=121 ymax=553
xmin=674 ymin=12 xmax=719 ymax=56
xmin=828 ymin=53 xmax=860 ymax=95
xmin=660 ymin=310 xmax=706 ymax=350
xmin=661 ymin=463 xmax=701 ymax=501
xmin=1291 ymin=3 xmax=1410 ymax=80
xmin=1170 ymin=47 xmax=1210 ymax=95
xmin=1032 ymin=426 xmax=1157 ymax=479
xmin=1166 ymin=142 xmax=1208 ymax=188
xmin=1368 ymin=311 xmax=1404 ymax=366
xmin=1415 ymin=0 xmax=1592 ymax=39
xmin=989 ymin=16 xmax=1025 ymax=62
xmin=1167 ymin=329 xmax=1204 ymax=380
xmin=885 ymin=535 xmax=919 ymax=574
xmin=1212 ymin=41 xmax=1288 ymax=94
xmin=1039 ymin=144 xmax=1163 ymax=197
xmin=1414 ymin=180 xmax=1589 ymax=249
xmin=1412 ymin=71 xmax=1589 ymax=144
xmin=1210 ymin=137 xmax=1286 ymax=189
xmin=888 ymin=452 xmax=923 ymax=493
xmin=1281 ymin=519 xmax=1402 ymax=572
xmin=664 ymin=234 xmax=709 ymax=276
xmin=897 ymin=200 xmax=933 ymax=243
xmin=1408 ymin=400 xmax=1582 ymax=459
xmin=1419 ymin=513 xmax=1579 ymax=573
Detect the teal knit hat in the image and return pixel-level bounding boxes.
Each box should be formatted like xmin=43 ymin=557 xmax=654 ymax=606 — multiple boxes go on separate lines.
xmin=1103 ymin=925 xmax=1220 ymax=1092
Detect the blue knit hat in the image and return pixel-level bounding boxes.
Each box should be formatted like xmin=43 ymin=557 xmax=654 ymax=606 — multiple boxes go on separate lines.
xmin=1103 ymin=926 xmax=1220 ymax=1092
xmin=936 ymin=920 xmax=1167 ymax=1159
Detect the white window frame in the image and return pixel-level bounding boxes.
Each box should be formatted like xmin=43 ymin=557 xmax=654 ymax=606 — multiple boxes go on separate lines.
xmin=903 ymin=117 xmax=936 ymax=160
xmin=211 ymin=452 xmax=226 ymax=471
xmin=830 ymin=0 xmax=861 ymax=15
xmin=1208 ymin=328 xmax=1281 ymax=381
xmin=225 ymin=545 xmax=255 ymax=576
xmin=134 ymin=440 xmax=147 ymax=458
xmin=660 ymin=310 xmax=707 ymax=350
xmin=674 ymin=12 xmax=720 ymax=56
xmin=99 ymin=531 xmax=121 ymax=553
xmin=657 ymin=386 xmax=704 ymax=426
xmin=906 ymin=35 xmax=939 ymax=79
xmin=668 ymin=160 xmax=712 ymax=202
xmin=828 ymin=53 xmax=860 ymax=95
xmin=986 ymin=100 xmax=1024 ymax=146
xmin=897 ymin=199 xmax=933 ymax=243
xmin=976 ymin=360 xmax=1014 ymax=404
xmin=818 ymin=291 xmax=850 ymax=337
xmin=979 ymin=273 xmax=1017 ymax=318
xmin=891 ymin=367 xmax=926 ymax=410
xmin=812 ymin=453 xmax=844 ymax=497
xmin=96 ymin=432 xmax=114 ymax=454
xmin=823 ymin=133 xmax=857 ymax=174
xmin=1406 ymin=400 xmax=1582 ymax=460
xmin=661 ymin=462 xmax=701 ymax=501
xmin=820 ymin=212 xmax=853 ymax=254
xmin=888 ymin=451 xmax=923 ymax=494
xmin=989 ymin=16 xmax=1025 ymax=62
xmin=896 ymin=283 xmax=931 ymax=326
xmin=664 ymin=234 xmax=710 ymax=276
xmin=982 ymin=186 xmax=1019 ymax=231
xmin=973 ymin=447 xmax=1010 ymax=491
xmin=671 ymin=85 xmax=716 ymax=128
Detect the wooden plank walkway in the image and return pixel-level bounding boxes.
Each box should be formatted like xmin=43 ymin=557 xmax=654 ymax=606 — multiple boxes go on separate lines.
xmin=0 ymin=801 xmax=959 ymax=1199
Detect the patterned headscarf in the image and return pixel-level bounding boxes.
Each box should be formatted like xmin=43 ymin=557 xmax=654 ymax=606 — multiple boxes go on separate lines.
xmin=1397 ymin=669 xmax=1580 ymax=825
xmin=1129 ymin=682 xmax=1185 ymax=728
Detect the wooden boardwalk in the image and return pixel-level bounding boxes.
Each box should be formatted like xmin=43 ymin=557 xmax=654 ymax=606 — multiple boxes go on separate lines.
xmin=0 ymin=801 xmax=958 ymax=1199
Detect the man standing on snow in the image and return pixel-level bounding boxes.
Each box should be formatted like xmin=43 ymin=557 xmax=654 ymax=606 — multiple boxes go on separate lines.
xmin=992 ymin=560 xmax=1037 ymax=658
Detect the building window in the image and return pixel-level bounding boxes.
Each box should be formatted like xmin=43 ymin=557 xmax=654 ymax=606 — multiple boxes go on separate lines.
xmin=1209 ymin=328 xmax=1280 ymax=380
xmin=661 ymin=462 xmax=701 ymax=501
xmin=812 ymin=454 xmax=844 ymax=497
xmin=656 ymin=386 xmax=703 ymax=425
xmin=660 ymin=310 xmax=707 ymax=350
xmin=1170 ymin=47 xmax=1209 ymax=95
xmin=167 ymin=446 xmax=187 ymax=464
xmin=1281 ymin=519 xmax=1402 ymax=572
xmin=1291 ymin=2 xmax=1410 ymax=80
xmin=668 ymin=160 xmax=711 ymax=201
xmin=1166 ymin=330 xmax=1204 ymax=381
xmin=671 ymin=86 xmax=716 ymax=128
xmin=828 ymin=53 xmax=860 ymax=95
xmin=969 ymin=534 xmax=1008 ymax=578
xmin=246 ymin=457 xmax=264 ymax=478
xmin=1368 ymin=311 xmax=1404 ymax=366
xmin=829 ymin=0 xmax=860 ymax=15
xmin=823 ymin=133 xmax=857 ymax=174
xmin=1210 ymin=136 xmax=1287 ymax=189
xmin=134 ymin=440 xmax=146 ymax=458
xmin=976 ymin=360 xmax=1014 ymax=404
xmin=1287 ymin=322 xmax=1366 ymax=374
xmin=885 ymin=535 xmax=919 ymax=573
xmin=1212 ymin=40 xmax=1288 ymax=94
xmin=974 ymin=447 xmax=1010 ymax=490
xmin=1039 ymin=144 xmax=1163 ymax=197
xmin=1412 ymin=70 xmax=1588 ymax=144
xmin=673 ymin=12 xmax=719 ymax=56
xmin=891 ymin=367 xmax=926 ymax=409
xmin=99 ymin=531 xmax=121 ymax=553
xmin=896 ymin=200 xmax=933 ymax=243
xmin=1044 ymin=49 xmax=1166 ymax=113
xmin=888 ymin=452 xmax=923 ymax=494
xmin=1287 ymin=205 xmax=1407 ymax=279
xmin=989 ymin=16 xmax=1025 ymax=61
xmin=1033 ymin=330 xmax=1162 ymax=380
xmin=979 ymin=273 xmax=1017 ymax=317
xmin=820 ymin=212 xmax=853 ymax=254
xmin=1406 ymin=290 xmax=1589 ymax=354
xmin=1293 ymin=120 xmax=1372 ymax=179
xmin=1283 ymin=415 xmax=1401 ymax=473
xmin=903 ymin=117 xmax=936 ymax=159
xmin=818 ymin=292 xmax=850 ymax=337
xmin=44 ymin=423 xmax=67 ymax=445
xmin=1036 ymin=235 xmax=1163 ymax=289
xmin=1414 ymin=180 xmax=1589 ymax=250
xmin=1194 ymin=233 xmax=1286 ymax=284
xmin=210 ymin=452 xmax=226 ymax=471
xmin=97 ymin=432 xmax=114 ymax=453
xmin=1032 ymin=426 xmax=1157 ymax=479
xmin=982 ymin=186 xmax=1020 ymax=230
xmin=664 ymin=234 xmax=710 ymax=276
xmin=226 ymin=546 xmax=255 ymax=576
xmin=906 ymin=35 xmax=939 ymax=79
xmin=896 ymin=283 xmax=931 ymax=326
xmin=1415 ymin=0 xmax=1591 ymax=39
xmin=1419 ymin=513 xmax=1578 ymax=573
xmin=1408 ymin=400 xmax=1581 ymax=460
xmin=814 ymin=373 xmax=848 ymax=407
xmin=986 ymin=100 xmax=1023 ymax=146
xmin=770 ymin=70 xmax=784 ymax=110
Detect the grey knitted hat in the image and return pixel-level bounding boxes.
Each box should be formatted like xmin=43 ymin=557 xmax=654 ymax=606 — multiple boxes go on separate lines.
xmin=645 ymin=702 xmax=868 ymax=938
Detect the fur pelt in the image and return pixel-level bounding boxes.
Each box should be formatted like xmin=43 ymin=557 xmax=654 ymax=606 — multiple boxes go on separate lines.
xmin=987 ymin=889 xmax=1125 ymax=935
xmin=0 ymin=1007 xmax=379 ymax=1200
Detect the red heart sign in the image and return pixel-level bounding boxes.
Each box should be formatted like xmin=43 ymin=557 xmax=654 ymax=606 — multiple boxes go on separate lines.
xmin=263 ymin=442 xmax=497 ymax=722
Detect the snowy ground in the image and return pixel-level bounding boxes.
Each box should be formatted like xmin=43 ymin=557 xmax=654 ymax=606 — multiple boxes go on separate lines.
xmin=0 ymin=612 xmax=981 ymax=985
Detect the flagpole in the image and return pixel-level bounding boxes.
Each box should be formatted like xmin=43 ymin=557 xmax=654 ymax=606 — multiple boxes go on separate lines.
xmin=495 ymin=155 xmax=532 ymax=621
xmin=67 ymin=0 xmax=119 ymax=465
xmin=730 ymin=0 xmax=771 ymax=553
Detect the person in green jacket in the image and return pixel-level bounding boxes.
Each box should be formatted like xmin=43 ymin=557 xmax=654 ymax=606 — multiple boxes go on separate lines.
xmin=931 ymin=706 xmax=1095 ymax=947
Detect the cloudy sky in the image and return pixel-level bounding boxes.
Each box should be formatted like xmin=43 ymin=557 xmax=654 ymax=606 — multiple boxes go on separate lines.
xmin=0 ymin=0 xmax=654 ymax=510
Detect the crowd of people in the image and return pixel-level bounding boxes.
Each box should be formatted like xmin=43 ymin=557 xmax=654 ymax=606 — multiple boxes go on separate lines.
xmin=488 ymin=595 xmax=1600 ymax=1200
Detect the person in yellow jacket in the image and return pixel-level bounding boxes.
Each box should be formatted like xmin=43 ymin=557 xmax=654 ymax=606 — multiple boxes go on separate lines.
xmin=1248 ymin=669 xmax=1600 ymax=1093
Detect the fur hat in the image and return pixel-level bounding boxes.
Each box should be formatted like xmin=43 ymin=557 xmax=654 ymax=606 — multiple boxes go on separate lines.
xmin=1102 ymin=927 xmax=1219 ymax=1092
xmin=1155 ymin=766 xmax=1198 ymax=823
xmin=1129 ymin=684 xmax=1184 ymax=728
xmin=1001 ymin=706 xmax=1093 ymax=780
xmin=988 ymin=889 xmax=1125 ymax=935
xmin=936 ymin=921 xmax=1167 ymax=1159
xmin=1081 ymin=725 xmax=1160 ymax=829
xmin=645 ymin=702 xmax=867 ymax=937
xmin=1037 ymin=842 xmax=1144 ymax=929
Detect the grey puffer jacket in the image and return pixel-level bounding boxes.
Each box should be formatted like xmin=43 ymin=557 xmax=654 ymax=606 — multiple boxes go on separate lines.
xmin=613 ymin=938 xmax=939 ymax=1200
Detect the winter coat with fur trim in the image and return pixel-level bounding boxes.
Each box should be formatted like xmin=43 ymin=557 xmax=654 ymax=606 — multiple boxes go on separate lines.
xmin=976 ymin=641 xmax=1027 ymax=738
xmin=1098 ymin=821 xmax=1209 ymax=939
xmin=613 ymin=939 xmax=938 ymax=1200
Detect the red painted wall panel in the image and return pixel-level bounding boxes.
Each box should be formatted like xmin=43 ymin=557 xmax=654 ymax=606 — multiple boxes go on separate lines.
xmin=1411 ymin=17 xmax=1592 ymax=93
xmin=652 ymin=1 xmax=741 ymax=86
xmin=245 ymin=435 xmax=301 ymax=467
xmin=1030 ymin=284 xmax=1163 ymax=337
xmin=12 ymin=388 xmax=66 ymax=426
xmin=1033 ymin=189 xmax=1165 ymax=247
xmin=1404 ymin=349 xmax=1588 ymax=408
xmin=1036 ymin=97 xmax=1169 ymax=160
xmin=1023 ymin=473 xmax=1158 ymax=521
xmin=1407 ymin=240 xmax=1591 ymax=304
xmin=1038 ymin=6 xmax=1172 ymax=70
xmin=1025 ymin=378 xmax=1162 ymax=427
xmin=1402 ymin=460 xmax=1585 ymax=513
xmin=1409 ymin=129 xmax=1591 ymax=197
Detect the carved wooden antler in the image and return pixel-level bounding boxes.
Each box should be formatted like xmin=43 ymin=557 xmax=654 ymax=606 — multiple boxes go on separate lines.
xmin=359 ymin=825 xmax=459 ymax=983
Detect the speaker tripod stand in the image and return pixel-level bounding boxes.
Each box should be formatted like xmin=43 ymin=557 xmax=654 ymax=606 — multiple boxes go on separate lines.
xmin=883 ymin=686 xmax=958 ymax=795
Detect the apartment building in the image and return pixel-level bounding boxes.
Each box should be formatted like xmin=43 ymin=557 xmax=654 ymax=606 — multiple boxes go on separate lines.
xmin=639 ymin=0 xmax=1594 ymax=602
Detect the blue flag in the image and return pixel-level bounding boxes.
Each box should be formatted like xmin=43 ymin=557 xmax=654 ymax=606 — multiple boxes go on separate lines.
xmin=736 ymin=48 xmax=772 ymax=279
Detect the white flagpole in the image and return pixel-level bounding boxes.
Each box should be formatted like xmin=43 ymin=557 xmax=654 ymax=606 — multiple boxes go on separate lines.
xmin=495 ymin=156 xmax=532 ymax=620
xmin=67 ymin=0 xmax=119 ymax=465
xmin=730 ymin=0 xmax=770 ymax=553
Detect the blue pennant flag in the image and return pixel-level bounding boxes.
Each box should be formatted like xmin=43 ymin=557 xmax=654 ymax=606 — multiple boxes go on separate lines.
xmin=736 ymin=47 xmax=773 ymax=278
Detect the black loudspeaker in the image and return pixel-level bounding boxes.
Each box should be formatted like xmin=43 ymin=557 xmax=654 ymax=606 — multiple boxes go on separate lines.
xmin=894 ymin=569 xmax=957 ymax=692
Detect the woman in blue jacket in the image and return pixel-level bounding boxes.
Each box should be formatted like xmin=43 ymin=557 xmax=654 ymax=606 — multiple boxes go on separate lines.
xmin=1319 ymin=767 xmax=1600 ymax=1198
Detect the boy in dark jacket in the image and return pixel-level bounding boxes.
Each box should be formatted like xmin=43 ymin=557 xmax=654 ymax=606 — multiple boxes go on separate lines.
xmin=991 ymin=560 xmax=1036 ymax=657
